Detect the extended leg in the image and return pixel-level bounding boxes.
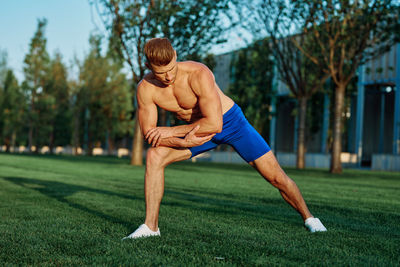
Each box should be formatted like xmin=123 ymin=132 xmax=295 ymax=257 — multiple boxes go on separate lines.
xmin=250 ymin=151 xmax=327 ymax=232
xmin=250 ymin=151 xmax=312 ymax=221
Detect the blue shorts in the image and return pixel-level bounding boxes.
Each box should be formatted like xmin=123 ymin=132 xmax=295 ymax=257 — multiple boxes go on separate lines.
xmin=189 ymin=103 xmax=271 ymax=162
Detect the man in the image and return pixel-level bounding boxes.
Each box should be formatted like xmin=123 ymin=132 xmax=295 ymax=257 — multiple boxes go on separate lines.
xmin=123 ymin=38 xmax=327 ymax=240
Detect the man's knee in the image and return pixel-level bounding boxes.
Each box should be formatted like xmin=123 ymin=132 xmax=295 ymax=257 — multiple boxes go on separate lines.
xmin=268 ymin=171 xmax=293 ymax=190
xmin=146 ymin=147 xmax=170 ymax=168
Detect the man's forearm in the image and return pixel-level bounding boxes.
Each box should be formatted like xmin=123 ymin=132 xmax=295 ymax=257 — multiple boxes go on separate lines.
xmin=171 ymin=118 xmax=221 ymax=137
xmin=158 ymin=137 xmax=187 ymax=148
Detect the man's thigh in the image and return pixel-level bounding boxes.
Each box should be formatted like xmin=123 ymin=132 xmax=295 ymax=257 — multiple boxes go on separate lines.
xmin=147 ymin=146 xmax=192 ymax=166
xmin=249 ymin=151 xmax=287 ymax=184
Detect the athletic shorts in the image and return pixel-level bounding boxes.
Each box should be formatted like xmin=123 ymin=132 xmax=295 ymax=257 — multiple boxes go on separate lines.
xmin=189 ymin=103 xmax=271 ymax=162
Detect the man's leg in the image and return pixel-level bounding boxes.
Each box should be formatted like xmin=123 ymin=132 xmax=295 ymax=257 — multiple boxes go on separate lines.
xmin=249 ymin=151 xmax=327 ymax=232
xmin=123 ymin=146 xmax=191 ymax=239
xmin=249 ymin=151 xmax=312 ymax=221
xmin=144 ymin=146 xmax=192 ymax=231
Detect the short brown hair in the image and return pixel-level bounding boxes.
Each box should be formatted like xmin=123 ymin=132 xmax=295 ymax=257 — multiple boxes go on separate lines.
xmin=144 ymin=38 xmax=174 ymax=66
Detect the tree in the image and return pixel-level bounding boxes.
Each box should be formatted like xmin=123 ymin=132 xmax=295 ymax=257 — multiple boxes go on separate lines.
xmin=78 ymin=35 xmax=133 ymax=155
xmin=0 ymin=70 xmax=25 ymax=151
xmin=238 ymin=1 xmax=330 ymax=169
xmin=45 ymin=52 xmax=72 ymax=152
xmin=0 ymin=50 xmax=8 ymax=142
xmin=228 ymin=39 xmax=274 ymax=137
xmin=0 ymin=49 xmax=7 ymax=85
xmin=93 ymin=0 xmax=234 ymax=165
xmin=291 ymin=0 xmax=400 ymax=173
xmin=23 ymin=18 xmax=50 ymax=153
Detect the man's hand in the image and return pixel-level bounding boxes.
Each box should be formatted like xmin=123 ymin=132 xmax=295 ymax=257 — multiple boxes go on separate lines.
xmin=145 ymin=127 xmax=175 ymax=147
xmin=183 ymin=125 xmax=215 ymax=147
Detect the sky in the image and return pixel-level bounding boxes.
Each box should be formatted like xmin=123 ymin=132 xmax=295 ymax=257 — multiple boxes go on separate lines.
xmin=0 ymin=0 xmax=247 ymax=82
xmin=0 ymin=0 xmax=106 ymax=81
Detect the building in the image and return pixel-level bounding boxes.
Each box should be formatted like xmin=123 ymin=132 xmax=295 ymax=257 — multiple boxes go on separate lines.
xmin=212 ymin=43 xmax=400 ymax=171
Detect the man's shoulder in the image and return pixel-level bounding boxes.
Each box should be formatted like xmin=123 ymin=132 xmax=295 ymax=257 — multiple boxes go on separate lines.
xmin=137 ymin=74 xmax=157 ymax=100
xmin=180 ymin=61 xmax=213 ymax=82
xmin=138 ymin=74 xmax=156 ymax=90
xmin=180 ymin=60 xmax=209 ymax=72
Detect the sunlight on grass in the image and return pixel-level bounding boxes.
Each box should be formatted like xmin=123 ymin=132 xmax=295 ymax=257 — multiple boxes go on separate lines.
xmin=0 ymin=153 xmax=399 ymax=265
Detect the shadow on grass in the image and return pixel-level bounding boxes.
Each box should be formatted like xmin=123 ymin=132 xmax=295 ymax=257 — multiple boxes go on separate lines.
xmin=0 ymin=152 xmax=131 ymax=166
xmin=7 ymin=175 xmax=397 ymax=238
xmin=2 ymin=176 xmax=141 ymax=229
xmin=1 ymin=175 xmax=299 ymax=229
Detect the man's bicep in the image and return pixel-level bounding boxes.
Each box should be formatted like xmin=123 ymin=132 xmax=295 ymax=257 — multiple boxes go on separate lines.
xmin=138 ymin=104 xmax=158 ymax=136
xmin=137 ymin=84 xmax=158 ymax=135
xmin=196 ymin=71 xmax=222 ymax=119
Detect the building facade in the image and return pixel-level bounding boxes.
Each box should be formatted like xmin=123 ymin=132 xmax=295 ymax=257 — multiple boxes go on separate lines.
xmin=212 ymin=43 xmax=400 ymax=170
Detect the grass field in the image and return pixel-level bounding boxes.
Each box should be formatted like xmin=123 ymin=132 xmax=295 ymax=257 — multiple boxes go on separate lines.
xmin=0 ymin=153 xmax=399 ymax=266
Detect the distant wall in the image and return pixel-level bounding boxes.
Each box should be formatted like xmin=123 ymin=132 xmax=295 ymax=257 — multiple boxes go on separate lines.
xmin=371 ymin=154 xmax=400 ymax=171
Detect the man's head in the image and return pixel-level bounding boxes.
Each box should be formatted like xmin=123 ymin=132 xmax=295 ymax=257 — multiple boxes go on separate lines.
xmin=144 ymin=38 xmax=178 ymax=85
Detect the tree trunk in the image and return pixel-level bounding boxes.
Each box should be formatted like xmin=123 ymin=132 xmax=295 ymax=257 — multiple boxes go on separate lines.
xmin=330 ymin=85 xmax=345 ymax=174
xmin=29 ymin=91 xmax=35 ymax=153
xmin=5 ymin=137 xmax=10 ymax=153
xmin=72 ymin=111 xmax=80 ymax=156
xmin=107 ymin=131 xmax=114 ymax=156
xmin=28 ymin=121 xmax=33 ymax=153
xmin=11 ymin=131 xmax=16 ymax=152
xmin=296 ymin=97 xmax=307 ymax=169
xmin=87 ymin=117 xmax=93 ymax=156
xmin=49 ymin=130 xmax=54 ymax=155
xmin=130 ymin=116 xmax=143 ymax=166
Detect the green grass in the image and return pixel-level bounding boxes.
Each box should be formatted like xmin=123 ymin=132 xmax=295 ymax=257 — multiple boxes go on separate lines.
xmin=0 ymin=153 xmax=399 ymax=266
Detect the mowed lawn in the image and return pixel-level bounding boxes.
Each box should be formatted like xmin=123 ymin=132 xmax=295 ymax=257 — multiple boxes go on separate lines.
xmin=0 ymin=153 xmax=399 ymax=266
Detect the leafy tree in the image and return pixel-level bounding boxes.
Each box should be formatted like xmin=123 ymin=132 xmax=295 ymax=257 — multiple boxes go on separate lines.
xmin=228 ymin=39 xmax=274 ymax=137
xmin=93 ymin=0 xmax=234 ymax=165
xmin=45 ymin=52 xmax=72 ymax=152
xmin=79 ymin=35 xmax=133 ymax=155
xmin=23 ymin=18 xmax=50 ymax=152
xmin=0 ymin=50 xmax=8 ymax=140
xmin=291 ymin=0 xmax=400 ymax=173
xmin=238 ymin=1 xmax=330 ymax=169
xmin=0 ymin=49 xmax=7 ymax=86
xmin=1 ymin=70 xmax=25 ymax=151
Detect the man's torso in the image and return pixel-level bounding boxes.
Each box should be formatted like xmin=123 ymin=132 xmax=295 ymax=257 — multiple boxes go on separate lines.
xmin=141 ymin=61 xmax=233 ymax=123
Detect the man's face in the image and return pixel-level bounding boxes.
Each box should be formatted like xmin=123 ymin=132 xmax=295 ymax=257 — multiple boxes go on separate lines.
xmin=149 ymin=55 xmax=178 ymax=86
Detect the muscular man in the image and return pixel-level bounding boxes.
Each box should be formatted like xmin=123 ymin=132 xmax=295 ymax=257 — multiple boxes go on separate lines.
xmin=122 ymin=38 xmax=327 ymax=240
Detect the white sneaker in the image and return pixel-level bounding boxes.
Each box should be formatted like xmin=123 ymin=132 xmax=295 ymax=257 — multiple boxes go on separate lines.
xmin=304 ymin=217 xmax=327 ymax=233
xmin=122 ymin=224 xmax=160 ymax=240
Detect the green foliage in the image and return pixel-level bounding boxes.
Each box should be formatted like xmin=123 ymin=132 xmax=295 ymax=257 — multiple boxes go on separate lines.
xmin=0 ymin=153 xmax=400 ymax=265
xmin=22 ymin=18 xmax=51 ymax=150
xmin=78 ymin=35 xmax=133 ymax=152
xmin=301 ymin=0 xmax=400 ymax=82
xmin=95 ymin=0 xmax=234 ymax=81
xmin=150 ymin=0 xmax=232 ymax=60
xmin=0 ymin=70 xmax=26 ymax=150
xmin=0 ymin=49 xmax=7 ymax=86
xmin=228 ymin=39 xmax=274 ymax=136
xmin=45 ymin=52 xmax=72 ymax=148
xmin=23 ymin=18 xmax=50 ymax=89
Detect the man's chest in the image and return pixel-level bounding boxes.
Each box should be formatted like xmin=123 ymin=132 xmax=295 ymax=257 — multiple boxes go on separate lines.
xmin=153 ymin=83 xmax=198 ymax=112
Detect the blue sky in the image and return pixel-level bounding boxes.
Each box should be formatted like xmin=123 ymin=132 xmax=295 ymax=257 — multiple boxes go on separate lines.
xmin=0 ymin=0 xmax=247 ymax=82
xmin=0 ymin=0 xmax=97 ymax=81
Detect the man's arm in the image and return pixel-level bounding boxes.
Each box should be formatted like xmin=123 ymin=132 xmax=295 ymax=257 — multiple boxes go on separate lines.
xmin=146 ymin=66 xmax=223 ymax=146
xmin=137 ymin=80 xmax=214 ymax=148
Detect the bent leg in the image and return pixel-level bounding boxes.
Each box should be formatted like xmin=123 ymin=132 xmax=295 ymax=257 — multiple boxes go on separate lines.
xmin=144 ymin=146 xmax=192 ymax=231
xmin=249 ymin=151 xmax=312 ymax=221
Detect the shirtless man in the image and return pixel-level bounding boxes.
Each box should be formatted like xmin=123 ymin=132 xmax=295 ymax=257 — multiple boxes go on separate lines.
xmin=122 ymin=38 xmax=327 ymax=239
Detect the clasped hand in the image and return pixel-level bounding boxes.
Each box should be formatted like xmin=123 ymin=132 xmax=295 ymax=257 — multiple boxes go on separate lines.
xmin=145 ymin=125 xmax=215 ymax=147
